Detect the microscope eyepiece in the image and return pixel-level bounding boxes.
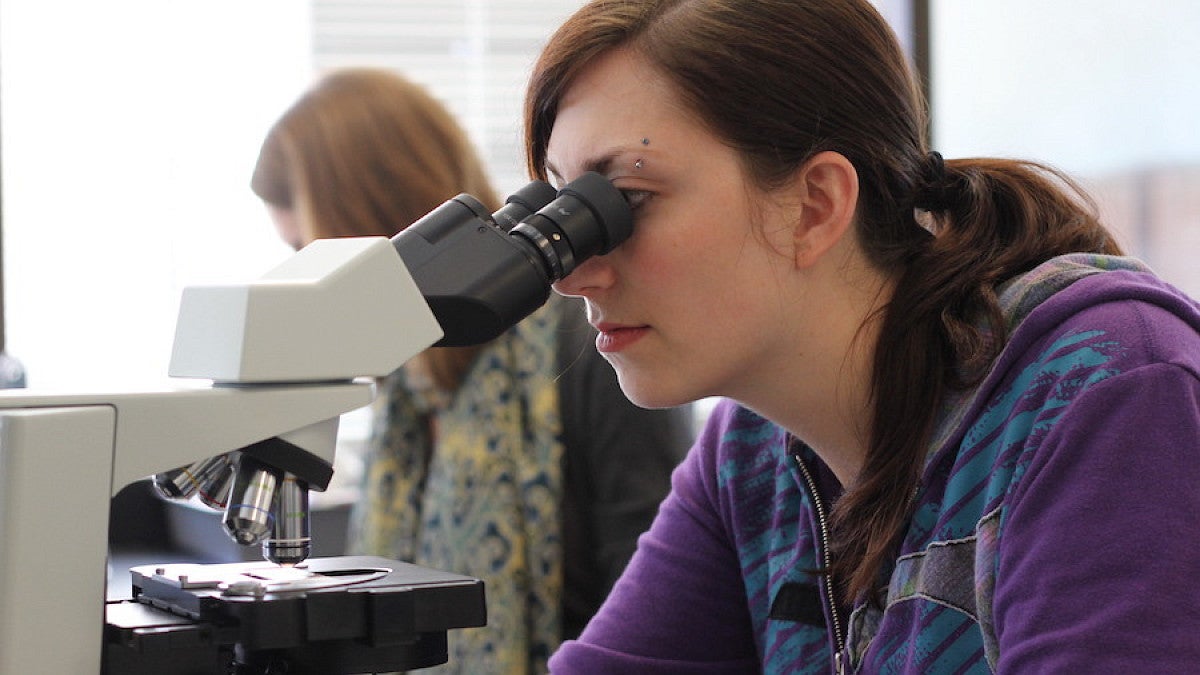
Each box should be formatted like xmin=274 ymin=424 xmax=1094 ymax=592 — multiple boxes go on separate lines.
xmin=555 ymin=171 xmax=636 ymax=255
xmin=510 ymin=171 xmax=634 ymax=280
xmin=392 ymin=171 xmax=633 ymax=347
xmin=492 ymin=180 xmax=558 ymax=231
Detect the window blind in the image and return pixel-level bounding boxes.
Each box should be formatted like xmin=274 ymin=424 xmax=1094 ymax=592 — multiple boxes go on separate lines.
xmin=313 ymin=0 xmax=589 ymax=197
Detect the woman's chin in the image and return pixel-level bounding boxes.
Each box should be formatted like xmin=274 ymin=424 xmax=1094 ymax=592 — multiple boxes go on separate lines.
xmin=614 ymin=372 xmax=694 ymax=410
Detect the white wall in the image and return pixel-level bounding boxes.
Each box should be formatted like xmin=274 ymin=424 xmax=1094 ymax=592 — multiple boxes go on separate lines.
xmin=931 ymin=1 xmax=1200 ymax=297
xmin=1 ymin=0 xmax=311 ymax=390
xmin=932 ymin=1 xmax=1200 ymax=176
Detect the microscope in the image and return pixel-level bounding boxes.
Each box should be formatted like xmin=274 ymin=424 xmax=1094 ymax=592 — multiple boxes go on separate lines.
xmin=0 ymin=172 xmax=631 ymax=674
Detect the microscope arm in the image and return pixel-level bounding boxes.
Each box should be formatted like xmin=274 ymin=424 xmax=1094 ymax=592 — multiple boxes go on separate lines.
xmin=0 ymin=381 xmax=369 ymax=675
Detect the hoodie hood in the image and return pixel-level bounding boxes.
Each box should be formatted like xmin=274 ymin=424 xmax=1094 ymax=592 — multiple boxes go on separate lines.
xmin=926 ymin=253 xmax=1198 ymax=466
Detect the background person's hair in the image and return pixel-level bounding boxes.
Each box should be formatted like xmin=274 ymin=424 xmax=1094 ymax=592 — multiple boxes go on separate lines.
xmin=253 ymin=67 xmax=500 ymax=391
xmin=252 ymin=67 xmax=499 ymax=238
xmin=525 ymin=0 xmax=1122 ymax=602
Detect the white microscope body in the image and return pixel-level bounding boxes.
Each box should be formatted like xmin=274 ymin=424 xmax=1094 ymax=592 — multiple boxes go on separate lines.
xmin=0 ymin=237 xmax=442 ymax=674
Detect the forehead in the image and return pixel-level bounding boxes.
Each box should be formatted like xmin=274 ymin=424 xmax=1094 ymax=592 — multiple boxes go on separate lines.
xmin=546 ymin=48 xmax=698 ymax=177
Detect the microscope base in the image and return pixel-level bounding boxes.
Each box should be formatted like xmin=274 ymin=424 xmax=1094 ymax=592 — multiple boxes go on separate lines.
xmin=103 ymin=556 xmax=486 ymax=674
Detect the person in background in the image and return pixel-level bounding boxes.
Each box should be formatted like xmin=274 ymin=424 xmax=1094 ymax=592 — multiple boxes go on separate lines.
xmin=523 ymin=1 xmax=1200 ymax=672
xmin=251 ymin=67 xmax=694 ymax=675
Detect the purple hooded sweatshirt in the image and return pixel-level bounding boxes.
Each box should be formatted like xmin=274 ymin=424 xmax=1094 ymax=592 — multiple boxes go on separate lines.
xmin=550 ymin=255 xmax=1200 ymax=674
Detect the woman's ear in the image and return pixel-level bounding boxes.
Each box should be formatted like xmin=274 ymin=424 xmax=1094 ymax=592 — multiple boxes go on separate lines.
xmin=789 ymin=151 xmax=859 ymax=268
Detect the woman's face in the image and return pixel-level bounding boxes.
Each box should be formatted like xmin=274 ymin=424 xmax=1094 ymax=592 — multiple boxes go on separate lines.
xmin=547 ymin=48 xmax=807 ymax=409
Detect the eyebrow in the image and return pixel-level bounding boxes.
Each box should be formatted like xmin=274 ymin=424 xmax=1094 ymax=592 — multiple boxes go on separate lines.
xmin=546 ymin=150 xmax=623 ymax=184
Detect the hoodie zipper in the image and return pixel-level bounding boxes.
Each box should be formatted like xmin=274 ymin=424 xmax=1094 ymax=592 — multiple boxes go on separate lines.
xmin=793 ymin=452 xmax=847 ymax=675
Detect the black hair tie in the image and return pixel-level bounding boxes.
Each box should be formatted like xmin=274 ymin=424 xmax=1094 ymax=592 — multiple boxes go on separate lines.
xmin=921 ymin=151 xmax=945 ymax=185
xmin=913 ymin=150 xmax=951 ymax=212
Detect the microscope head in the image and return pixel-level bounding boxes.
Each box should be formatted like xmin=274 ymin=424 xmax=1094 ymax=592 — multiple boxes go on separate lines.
xmin=158 ymin=172 xmax=632 ymax=567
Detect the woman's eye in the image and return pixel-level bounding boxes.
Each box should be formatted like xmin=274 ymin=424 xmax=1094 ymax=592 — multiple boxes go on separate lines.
xmin=619 ymin=188 xmax=651 ymax=212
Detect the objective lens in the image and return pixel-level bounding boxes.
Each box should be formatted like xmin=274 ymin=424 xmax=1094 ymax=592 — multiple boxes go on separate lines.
xmin=196 ymin=454 xmax=235 ymax=510
xmin=153 ymin=454 xmax=233 ymax=501
xmin=263 ymin=473 xmax=311 ymax=566
xmin=223 ymin=456 xmax=279 ymax=546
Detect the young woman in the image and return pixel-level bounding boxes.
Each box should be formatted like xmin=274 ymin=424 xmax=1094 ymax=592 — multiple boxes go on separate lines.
xmin=252 ymin=67 xmax=695 ymax=674
xmin=523 ymin=1 xmax=1200 ymax=672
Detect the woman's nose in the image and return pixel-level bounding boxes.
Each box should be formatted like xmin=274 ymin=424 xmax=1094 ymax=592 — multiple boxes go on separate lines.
xmin=552 ymin=253 xmax=614 ymax=298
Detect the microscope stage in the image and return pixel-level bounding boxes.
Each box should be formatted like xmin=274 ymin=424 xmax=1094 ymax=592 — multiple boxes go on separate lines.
xmin=104 ymin=555 xmax=487 ymax=674
xmin=131 ymin=558 xmax=394 ymax=598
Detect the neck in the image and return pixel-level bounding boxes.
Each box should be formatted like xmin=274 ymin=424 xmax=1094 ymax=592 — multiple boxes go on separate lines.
xmin=744 ymin=254 xmax=894 ymax=488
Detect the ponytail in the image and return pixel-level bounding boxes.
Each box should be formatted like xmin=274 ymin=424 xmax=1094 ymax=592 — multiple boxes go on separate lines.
xmin=830 ymin=158 xmax=1124 ymax=602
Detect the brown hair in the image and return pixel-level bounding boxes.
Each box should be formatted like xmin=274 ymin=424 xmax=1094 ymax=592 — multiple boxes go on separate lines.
xmin=525 ymin=0 xmax=1122 ymax=602
xmin=253 ymin=67 xmax=501 ymax=392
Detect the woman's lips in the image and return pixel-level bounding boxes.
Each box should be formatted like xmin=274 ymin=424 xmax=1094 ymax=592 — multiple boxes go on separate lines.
xmin=594 ymin=324 xmax=650 ymax=353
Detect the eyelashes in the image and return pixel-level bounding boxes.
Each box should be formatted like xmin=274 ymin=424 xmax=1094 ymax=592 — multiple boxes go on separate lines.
xmin=619 ymin=188 xmax=651 ymax=212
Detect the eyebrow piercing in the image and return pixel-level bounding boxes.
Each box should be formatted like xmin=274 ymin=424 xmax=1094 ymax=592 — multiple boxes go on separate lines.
xmin=641 ymin=137 xmax=650 ymax=145
xmin=634 ymin=159 xmax=644 ymax=169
